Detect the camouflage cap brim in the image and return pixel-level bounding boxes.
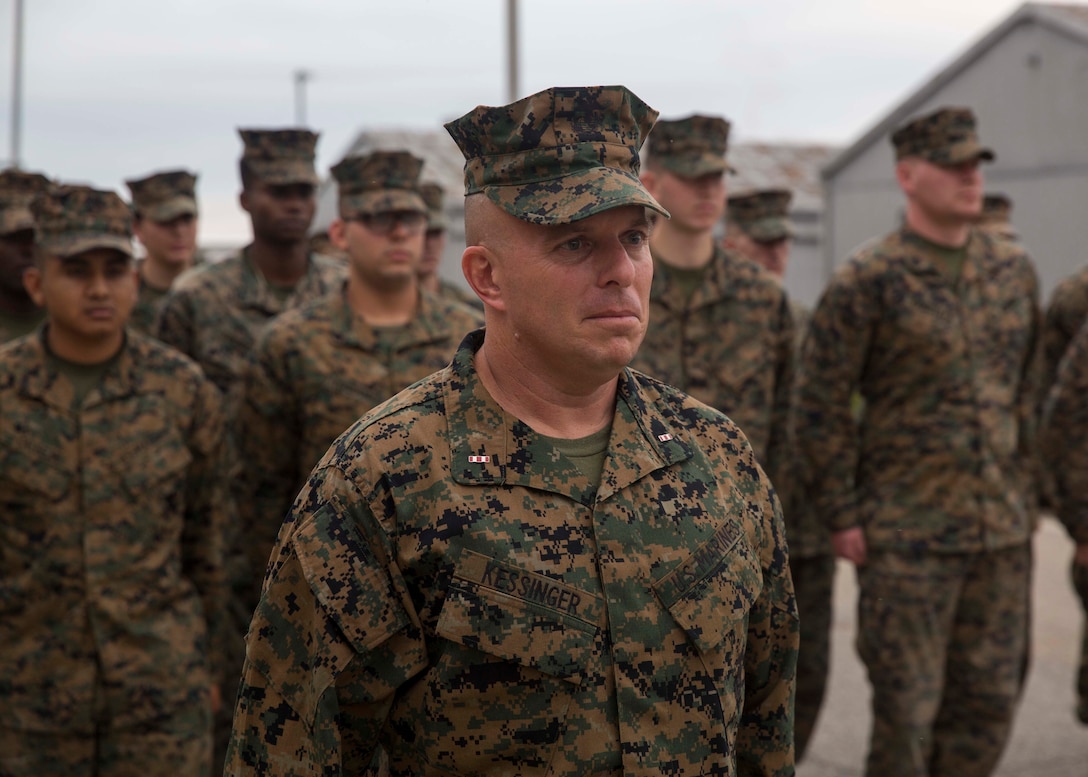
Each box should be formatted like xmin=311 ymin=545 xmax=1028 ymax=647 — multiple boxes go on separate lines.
xmin=248 ymin=160 xmax=319 ymax=186
xmin=741 ymin=216 xmax=794 ymax=243
xmin=925 ymin=141 xmax=996 ymax=166
xmin=340 ymin=190 xmax=428 ymax=219
xmin=39 ymin=232 xmax=134 ymax=259
xmin=0 ymin=206 xmax=34 ymax=236
xmin=653 ymin=153 xmax=732 ymax=179
xmin=143 ymin=195 xmax=198 ymax=223
xmin=484 ymin=165 xmax=669 ymax=225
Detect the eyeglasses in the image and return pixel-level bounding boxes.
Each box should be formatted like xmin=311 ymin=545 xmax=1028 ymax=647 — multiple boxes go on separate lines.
xmin=356 ymin=211 xmax=428 ymax=235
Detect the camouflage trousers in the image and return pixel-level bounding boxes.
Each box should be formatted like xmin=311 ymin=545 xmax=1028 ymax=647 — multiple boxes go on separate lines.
xmin=0 ymin=704 xmax=211 ymax=777
xmin=856 ymin=543 xmax=1030 ymax=777
xmin=1073 ymin=561 xmax=1088 ymax=725
xmin=791 ymin=552 xmax=835 ymax=761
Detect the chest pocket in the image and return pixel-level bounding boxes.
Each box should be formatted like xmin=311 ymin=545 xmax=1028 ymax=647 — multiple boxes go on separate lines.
xmin=422 ymin=550 xmax=602 ymax=777
xmin=0 ymin=433 xmax=71 ymax=504
xmin=653 ymin=519 xmax=762 ymax=654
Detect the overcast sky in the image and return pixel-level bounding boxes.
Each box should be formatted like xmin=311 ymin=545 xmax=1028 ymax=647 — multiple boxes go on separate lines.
xmin=1 ymin=0 xmax=1036 ymax=242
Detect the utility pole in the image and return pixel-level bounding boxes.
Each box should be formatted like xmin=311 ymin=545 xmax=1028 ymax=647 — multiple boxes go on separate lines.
xmin=10 ymin=0 xmax=25 ymax=169
xmin=506 ymin=0 xmax=519 ymax=103
xmin=294 ymin=69 xmax=311 ymax=127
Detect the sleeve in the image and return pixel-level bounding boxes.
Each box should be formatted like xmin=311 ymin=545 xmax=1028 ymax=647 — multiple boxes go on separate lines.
xmin=794 ymin=261 xmax=878 ymax=533
xmin=736 ymin=457 xmax=799 ymax=777
xmin=154 ymin=287 xmax=197 ymax=358
xmin=1015 ymin=260 xmax=1044 ymax=515
xmin=1041 ymin=283 xmax=1081 ymax=397
xmin=224 ymin=465 xmax=429 ymax=777
xmin=181 ymin=374 xmax=234 ymax=679
xmin=233 ymin=328 xmax=305 ymax=608
xmin=1041 ymin=320 xmax=1088 ymax=545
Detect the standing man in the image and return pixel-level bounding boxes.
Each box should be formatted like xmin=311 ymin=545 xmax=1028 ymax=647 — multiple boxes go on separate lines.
xmin=796 ymin=107 xmax=1039 ymax=777
xmin=226 ymin=84 xmax=798 ymax=777
xmin=0 ymin=168 xmax=51 ymax=343
xmin=0 ymin=185 xmax=231 ymax=776
xmin=1043 ymin=264 xmax=1088 ymax=393
xmin=235 ymin=150 xmax=483 ymax=608
xmin=417 ymin=181 xmax=481 ymax=309
xmin=155 ymin=128 xmax=345 ymax=411
xmin=977 ymin=193 xmax=1018 ymax=241
xmin=154 ymin=128 xmax=344 ymax=773
xmin=634 ymin=115 xmax=794 ymax=491
xmin=725 ymin=186 xmax=835 ymax=761
xmin=1040 ymin=318 xmax=1088 ymax=726
xmin=126 ymin=169 xmax=201 ymax=334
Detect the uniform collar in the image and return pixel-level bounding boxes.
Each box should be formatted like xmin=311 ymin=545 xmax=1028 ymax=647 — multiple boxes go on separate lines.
xmin=330 ymin=283 xmax=453 ymax=351
xmin=445 ymin=330 xmax=693 ymax=503
xmin=650 ymin=243 xmax=742 ymax=309
xmin=18 ymin=326 xmax=138 ymax=410
xmin=238 ymin=246 xmax=331 ymax=315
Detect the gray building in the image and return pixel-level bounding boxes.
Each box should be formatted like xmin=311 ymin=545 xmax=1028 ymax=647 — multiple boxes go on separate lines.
xmin=822 ymin=2 xmax=1088 ymax=301
xmin=316 ymin=131 xmax=836 ymax=302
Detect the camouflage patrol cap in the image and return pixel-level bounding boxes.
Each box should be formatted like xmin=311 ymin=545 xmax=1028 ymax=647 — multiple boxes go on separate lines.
xmin=331 ymin=151 xmax=427 ymax=219
xmin=238 ymin=128 xmax=319 ymax=185
xmin=31 ymin=185 xmax=133 ymax=259
xmin=891 ymin=107 xmax=995 ymax=165
xmin=0 ymin=168 xmax=51 ymax=236
xmin=125 ymin=169 xmax=198 ymax=222
xmin=646 ymin=115 xmax=733 ymax=178
xmin=420 ymin=182 xmax=447 ymax=231
xmin=444 ymin=85 xmax=668 ymax=225
xmin=727 ymin=188 xmax=794 ymax=243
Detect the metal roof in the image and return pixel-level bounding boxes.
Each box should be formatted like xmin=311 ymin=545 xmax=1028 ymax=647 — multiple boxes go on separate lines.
xmin=822 ymin=2 xmax=1088 ymax=180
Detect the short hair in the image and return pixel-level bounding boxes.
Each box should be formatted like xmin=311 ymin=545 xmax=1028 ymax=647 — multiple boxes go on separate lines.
xmin=239 ymin=159 xmax=259 ymax=190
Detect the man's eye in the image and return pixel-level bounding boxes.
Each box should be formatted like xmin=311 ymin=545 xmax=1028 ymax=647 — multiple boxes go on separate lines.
xmin=560 ymin=238 xmax=584 ymax=251
xmin=625 ymin=231 xmax=648 ymax=245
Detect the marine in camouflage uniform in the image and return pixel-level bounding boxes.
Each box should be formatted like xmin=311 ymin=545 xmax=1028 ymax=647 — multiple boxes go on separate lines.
xmin=0 ymin=186 xmax=231 ymax=777
xmin=418 ymin=181 xmax=482 ymax=310
xmin=977 ymin=193 xmax=1018 ymax=242
xmin=235 ymin=150 xmax=483 ymax=610
xmin=226 ymin=84 xmax=798 ymax=777
xmin=633 ymin=115 xmax=794 ymax=493
xmin=726 ymin=187 xmax=834 ymax=761
xmin=126 ymin=169 xmax=201 ymax=334
xmin=153 ymin=128 xmax=344 ymax=773
xmin=796 ymin=108 xmax=1040 ymax=777
xmin=1040 ymin=317 xmax=1088 ymax=725
xmin=154 ymin=129 xmax=345 ymax=412
xmin=0 ymin=168 xmax=50 ymax=342
xmin=1042 ymin=264 xmax=1088 ymax=396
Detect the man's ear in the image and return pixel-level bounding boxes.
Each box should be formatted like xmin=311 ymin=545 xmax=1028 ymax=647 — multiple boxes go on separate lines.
xmin=22 ymin=264 xmax=44 ymax=307
xmin=239 ymin=189 xmax=250 ymax=215
xmin=461 ymin=244 xmax=503 ymax=312
xmin=895 ymin=159 xmax=915 ymax=194
xmin=328 ymin=218 xmax=348 ymax=251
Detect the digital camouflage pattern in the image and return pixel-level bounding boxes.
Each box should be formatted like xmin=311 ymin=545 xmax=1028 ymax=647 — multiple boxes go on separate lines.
xmin=153 ymin=249 xmax=346 ymax=412
xmin=1040 ymin=317 xmax=1088 ymax=723
xmin=780 ymin=301 xmax=834 ymax=762
xmin=226 ymin=329 xmax=798 ymax=777
xmin=31 ymin=184 xmax=134 ymax=259
xmin=727 ymin=189 xmax=794 ymax=243
xmin=234 ymin=288 xmax=483 ymax=607
xmin=795 ymin=227 xmax=1040 ymax=551
xmin=796 ymin=226 xmax=1039 ymax=774
xmin=421 ymin=181 xmax=448 ymax=230
xmin=238 ymin=128 xmax=319 ymax=185
xmin=332 ymin=151 xmax=427 ymax=219
xmin=1042 ymin=317 xmax=1088 ymax=545
xmin=445 ymin=85 xmax=668 ymax=225
xmin=630 ymin=244 xmax=794 ymax=491
xmin=127 ymin=265 xmax=171 ymax=336
xmin=0 ymin=330 xmax=230 ymax=737
xmin=890 ymin=106 xmax=995 ymax=165
xmin=126 ymin=169 xmax=198 ymax=222
xmin=856 ymin=544 xmax=1031 ymax=776
xmin=0 ymin=168 xmax=51 ymax=235
xmin=645 ymin=114 xmax=733 ymax=178
xmin=1041 ymin=265 xmax=1088 ymax=393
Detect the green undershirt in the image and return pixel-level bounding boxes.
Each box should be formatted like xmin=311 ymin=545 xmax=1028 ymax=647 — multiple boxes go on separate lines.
xmin=915 ymin=233 xmax=968 ymax=286
xmin=666 ymin=264 xmax=708 ymax=302
xmin=540 ymin=423 xmax=612 ymax=486
xmin=47 ymin=349 xmax=121 ymax=405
